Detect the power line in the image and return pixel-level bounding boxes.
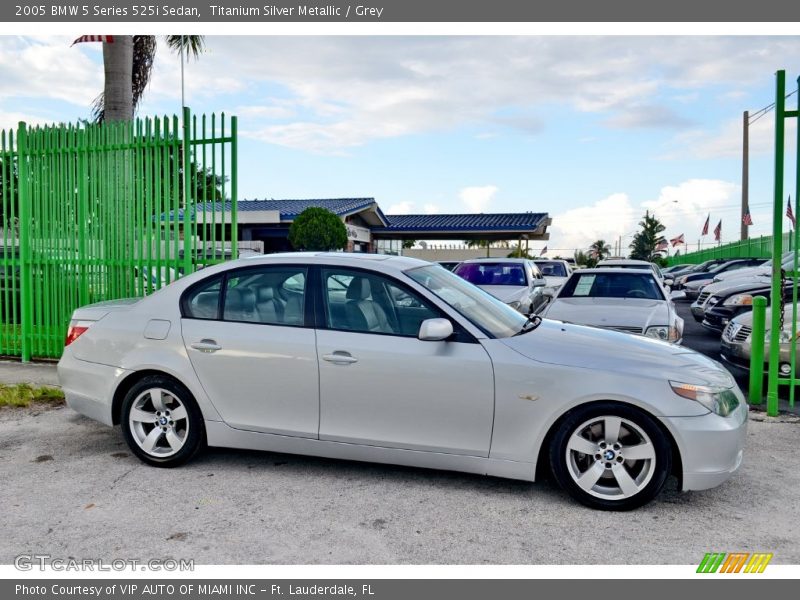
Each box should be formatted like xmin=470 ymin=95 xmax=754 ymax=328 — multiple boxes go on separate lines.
xmin=748 ymin=88 xmax=799 ymax=126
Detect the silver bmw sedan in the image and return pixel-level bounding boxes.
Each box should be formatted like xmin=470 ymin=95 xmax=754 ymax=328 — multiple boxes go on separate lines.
xmin=58 ymin=252 xmax=746 ymax=510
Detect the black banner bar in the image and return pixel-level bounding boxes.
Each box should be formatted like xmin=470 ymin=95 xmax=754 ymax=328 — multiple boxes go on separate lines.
xmin=3 ymin=579 xmax=797 ymax=600
xmin=4 ymin=0 xmax=800 ymax=23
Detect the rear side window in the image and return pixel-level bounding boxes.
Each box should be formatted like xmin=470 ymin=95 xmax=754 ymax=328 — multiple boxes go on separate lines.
xmin=223 ymin=267 xmax=307 ymax=326
xmin=183 ymin=275 xmax=223 ymax=320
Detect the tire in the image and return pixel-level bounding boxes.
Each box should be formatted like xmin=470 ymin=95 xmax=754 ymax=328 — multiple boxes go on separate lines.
xmin=120 ymin=375 xmax=205 ymax=468
xmin=549 ymin=402 xmax=671 ymax=511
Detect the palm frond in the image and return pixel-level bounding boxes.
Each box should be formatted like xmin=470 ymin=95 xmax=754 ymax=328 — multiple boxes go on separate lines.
xmin=166 ymin=35 xmax=205 ymax=60
xmin=132 ymin=35 xmax=157 ymax=113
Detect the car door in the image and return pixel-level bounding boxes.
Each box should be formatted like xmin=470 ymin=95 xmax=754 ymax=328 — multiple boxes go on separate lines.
xmin=181 ymin=265 xmax=319 ymax=437
xmin=315 ymin=266 xmax=495 ymax=456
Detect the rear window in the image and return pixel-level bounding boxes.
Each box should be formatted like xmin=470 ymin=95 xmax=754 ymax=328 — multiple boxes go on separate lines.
xmin=454 ymin=263 xmax=528 ymax=286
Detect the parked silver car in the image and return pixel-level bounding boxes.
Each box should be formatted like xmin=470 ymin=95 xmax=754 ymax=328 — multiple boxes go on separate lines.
xmin=541 ymin=268 xmax=685 ymax=343
xmin=453 ymin=258 xmax=546 ymax=314
xmin=58 ymin=253 xmax=746 ymax=510
xmin=720 ymin=304 xmax=799 ymax=375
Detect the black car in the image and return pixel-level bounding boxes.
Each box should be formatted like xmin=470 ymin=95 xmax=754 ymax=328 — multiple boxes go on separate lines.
xmin=702 ymin=281 xmax=794 ymax=333
xmin=673 ymin=258 xmax=763 ymax=290
xmin=669 ymin=259 xmax=733 ymax=286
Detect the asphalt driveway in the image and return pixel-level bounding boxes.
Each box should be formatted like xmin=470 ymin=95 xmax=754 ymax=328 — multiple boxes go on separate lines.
xmin=1 ymin=401 xmax=798 ymax=565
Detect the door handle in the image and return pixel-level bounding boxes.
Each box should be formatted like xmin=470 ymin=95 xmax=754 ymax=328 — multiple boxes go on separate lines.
xmin=322 ymin=351 xmax=358 ymax=365
xmin=190 ymin=339 xmax=222 ymax=353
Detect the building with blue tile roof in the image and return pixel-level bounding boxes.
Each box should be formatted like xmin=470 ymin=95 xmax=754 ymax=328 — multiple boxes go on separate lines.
xmin=188 ymin=197 xmax=550 ymax=254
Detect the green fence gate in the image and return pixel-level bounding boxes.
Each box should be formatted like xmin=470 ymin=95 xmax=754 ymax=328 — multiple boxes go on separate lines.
xmin=0 ymin=108 xmax=237 ymax=360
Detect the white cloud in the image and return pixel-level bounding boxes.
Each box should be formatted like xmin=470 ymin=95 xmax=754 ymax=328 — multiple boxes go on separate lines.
xmin=386 ymin=201 xmax=413 ymax=214
xmin=135 ymin=36 xmax=800 ymax=154
xmin=459 ymin=185 xmax=498 ymax=213
xmin=423 ymin=203 xmax=440 ymax=214
xmin=665 ymin=116 xmax=797 ymax=160
xmin=549 ymin=179 xmax=740 ymax=254
xmin=0 ymin=36 xmax=101 ymax=107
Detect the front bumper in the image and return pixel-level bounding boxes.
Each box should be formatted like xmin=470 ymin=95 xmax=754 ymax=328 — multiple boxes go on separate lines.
xmin=661 ymin=394 xmax=748 ymax=491
xmin=57 ymin=351 xmax=131 ymax=427
xmin=690 ymin=301 xmax=706 ymax=322
xmin=703 ymin=306 xmax=745 ymax=333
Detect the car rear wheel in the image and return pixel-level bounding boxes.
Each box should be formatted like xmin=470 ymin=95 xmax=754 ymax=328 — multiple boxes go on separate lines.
xmin=121 ymin=376 xmax=204 ymax=467
xmin=550 ymin=403 xmax=671 ymax=510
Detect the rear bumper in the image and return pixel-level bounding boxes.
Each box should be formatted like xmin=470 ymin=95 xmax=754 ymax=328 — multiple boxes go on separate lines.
xmin=661 ymin=396 xmax=748 ymax=491
xmin=57 ymin=351 xmax=131 ymax=427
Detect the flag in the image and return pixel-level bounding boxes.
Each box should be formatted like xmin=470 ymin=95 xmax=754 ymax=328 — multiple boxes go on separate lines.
xmin=540 ymin=246 xmax=547 ymax=255
xmin=714 ymin=220 xmax=722 ymax=242
xmin=701 ymin=214 xmax=710 ymax=236
xmin=656 ymin=240 xmax=668 ymax=251
xmin=670 ymin=233 xmax=684 ymax=247
xmin=72 ymin=35 xmax=114 ymax=46
xmin=788 ymin=196 xmax=796 ymax=229
xmin=742 ymin=206 xmax=753 ymax=226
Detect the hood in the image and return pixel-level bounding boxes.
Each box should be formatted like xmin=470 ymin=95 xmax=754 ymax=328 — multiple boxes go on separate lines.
xmin=503 ymin=319 xmax=735 ymax=388
xmin=714 ymin=266 xmax=769 ymax=283
xmin=479 ymin=285 xmax=529 ymax=303
xmin=544 ymin=276 xmax=568 ymax=289
xmin=703 ymin=276 xmax=770 ymax=297
xmin=542 ymin=297 xmax=670 ymax=331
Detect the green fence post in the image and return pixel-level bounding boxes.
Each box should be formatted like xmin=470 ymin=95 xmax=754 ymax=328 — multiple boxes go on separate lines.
xmin=230 ymin=115 xmax=238 ymax=259
xmin=16 ymin=122 xmax=32 ymax=362
xmin=182 ymin=107 xmax=193 ymax=277
xmin=767 ymin=70 xmax=787 ymax=418
xmin=749 ymin=296 xmax=767 ymax=405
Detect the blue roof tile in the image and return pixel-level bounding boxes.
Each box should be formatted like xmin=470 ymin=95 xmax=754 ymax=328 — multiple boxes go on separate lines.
xmin=374 ymin=213 xmax=548 ymax=232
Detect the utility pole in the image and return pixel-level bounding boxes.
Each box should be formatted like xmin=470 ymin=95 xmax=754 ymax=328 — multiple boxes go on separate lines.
xmin=741 ymin=110 xmax=749 ymax=240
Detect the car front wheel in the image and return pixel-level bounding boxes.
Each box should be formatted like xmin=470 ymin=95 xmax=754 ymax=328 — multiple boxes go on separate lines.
xmin=549 ymin=403 xmax=671 ymax=510
xmin=121 ymin=376 xmax=205 ymax=467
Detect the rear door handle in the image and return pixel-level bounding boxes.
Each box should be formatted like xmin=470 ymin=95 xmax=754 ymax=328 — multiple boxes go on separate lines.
xmin=322 ymin=351 xmax=358 ymax=365
xmin=190 ymin=339 xmax=222 ymax=353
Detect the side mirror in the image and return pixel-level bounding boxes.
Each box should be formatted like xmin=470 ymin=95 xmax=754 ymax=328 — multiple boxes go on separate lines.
xmin=670 ymin=290 xmax=686 ymax=300
xmin=532 ymin=278 xmax=546 ymax=288
xmin=418 ymin=318 xmax=453 ymax=341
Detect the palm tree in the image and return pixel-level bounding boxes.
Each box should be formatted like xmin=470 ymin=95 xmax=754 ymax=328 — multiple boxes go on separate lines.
xmin=93 ymin=35 xmax=205 ymax=122
xmin=589 ymin=239 xmax=611 ymax=261
xmin=629 ymin=211 xmax=667 ymax=261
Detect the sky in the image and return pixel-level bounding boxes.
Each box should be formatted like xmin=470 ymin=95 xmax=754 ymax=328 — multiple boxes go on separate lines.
xmin=1 ymin=34 xmax=799 ymax=256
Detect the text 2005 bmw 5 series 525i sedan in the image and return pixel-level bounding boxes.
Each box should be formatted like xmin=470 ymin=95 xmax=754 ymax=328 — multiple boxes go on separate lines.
xmin=58 ymin=253 xmax=747 ymax=510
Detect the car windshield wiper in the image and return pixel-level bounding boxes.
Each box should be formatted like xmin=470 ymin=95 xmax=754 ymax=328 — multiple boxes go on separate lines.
xmin=514 ymin=314 xmax=543 ymax=336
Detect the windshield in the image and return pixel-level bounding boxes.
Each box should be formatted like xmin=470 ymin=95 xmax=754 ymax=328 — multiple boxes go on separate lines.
xmin=558 ymin=272 xmax=665 ymax=301
xmin=454 ymin=262 xmax=528 ymax=287
xmin=406 ymin=265 xmax=526 ymax=338
xmin=534 ymin=261 xmax=568 ymax=277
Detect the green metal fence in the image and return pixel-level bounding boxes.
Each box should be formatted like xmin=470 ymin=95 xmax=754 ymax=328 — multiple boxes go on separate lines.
xmin=665 ymin=234 xmax=796 ymax=266
xmin=0 ymin=108 xmax=237 ymax=360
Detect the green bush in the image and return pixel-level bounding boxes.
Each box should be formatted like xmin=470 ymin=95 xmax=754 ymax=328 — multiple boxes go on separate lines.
xmin=288 ymin=207 xmax=348 ymax=251
xmin=0 ymin=384 xmax=65 ymax=407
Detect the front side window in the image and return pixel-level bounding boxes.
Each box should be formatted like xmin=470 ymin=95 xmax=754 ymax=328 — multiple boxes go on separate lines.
xmin=407 ymin=265 xmax=526 ymax=338
xmin=223 ymin=266 xmax=307 ymax=326
xmin=454 ymin=262 xmax=529 ymax=287
xmin=322 ymin=268 xmax=438 ymax=336
xmin=535 ymin=261 xmax=568 ymax=277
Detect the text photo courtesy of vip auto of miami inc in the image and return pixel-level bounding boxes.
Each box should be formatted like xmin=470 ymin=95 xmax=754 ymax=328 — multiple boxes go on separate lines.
xmin=0 ymin=4 xmax=799 ymax=589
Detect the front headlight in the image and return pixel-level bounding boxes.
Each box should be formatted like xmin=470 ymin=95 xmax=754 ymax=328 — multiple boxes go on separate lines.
xmin=645 ymin=325 xmax=679 ymax=341
xmin=723 ymin=294 xmax=753 ymax=306
xmin=669 ymin=381 xmax=740 ymax=416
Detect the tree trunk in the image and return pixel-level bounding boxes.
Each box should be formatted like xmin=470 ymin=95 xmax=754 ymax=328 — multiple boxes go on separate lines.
xmin=102 ymin=36 xmax=134 ymax=122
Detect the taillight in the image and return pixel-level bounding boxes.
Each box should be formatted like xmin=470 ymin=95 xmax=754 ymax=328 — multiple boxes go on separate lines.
xmin=65 ymin=320 xmax=94 ymax=347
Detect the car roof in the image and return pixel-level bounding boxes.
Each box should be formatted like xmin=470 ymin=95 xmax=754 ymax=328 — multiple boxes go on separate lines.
xmin=568 ymin=267 xmax=657 ymax=276
xmin=596 ymin=259 xmax=652 ymax=266
xmin=237 ymin=251 xmax=432 ymax=272
xmin=458 ymin=258 xmax=530 ymax=264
